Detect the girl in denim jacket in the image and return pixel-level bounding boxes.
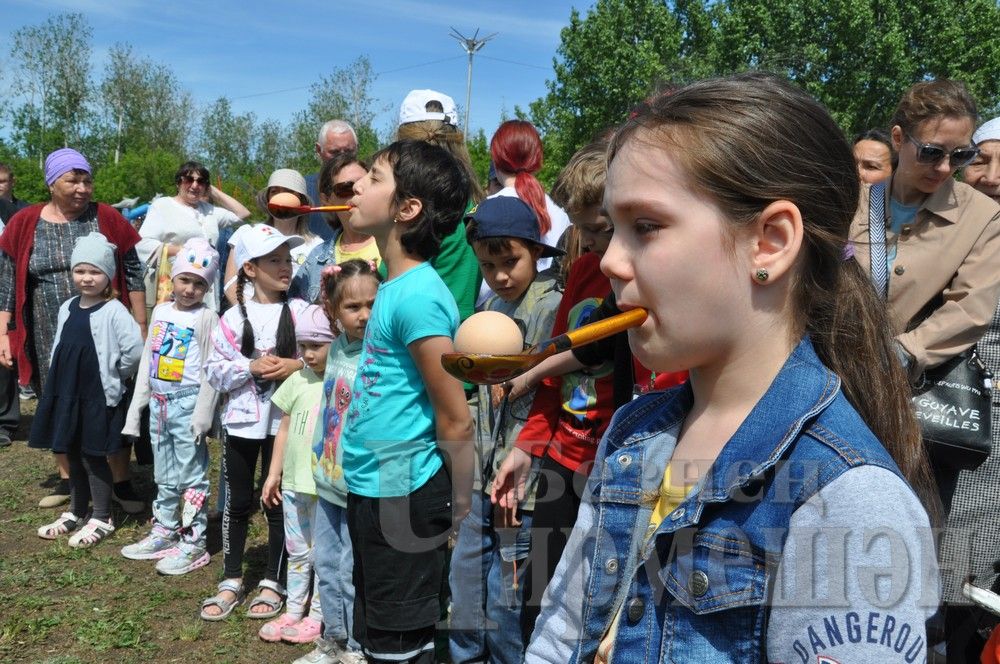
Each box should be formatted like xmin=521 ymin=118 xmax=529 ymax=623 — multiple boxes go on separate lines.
xmin=507 ymin=75 xmax=942 ymax=663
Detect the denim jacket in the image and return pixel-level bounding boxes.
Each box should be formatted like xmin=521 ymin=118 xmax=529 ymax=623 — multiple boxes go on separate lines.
xmin=526 ymin=337 xmax=928 ymax=663
xmin=288 ymin=232 xmax=338 ymax=304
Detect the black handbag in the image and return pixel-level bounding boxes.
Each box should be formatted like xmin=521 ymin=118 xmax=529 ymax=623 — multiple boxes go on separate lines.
xmin=867 ymin=183 xmax=993 ymax=470
xmin=911 ymin=349 xmax=992 ymax=470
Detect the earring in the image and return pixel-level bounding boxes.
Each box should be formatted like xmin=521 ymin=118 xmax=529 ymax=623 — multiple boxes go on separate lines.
xmin=754 ymin=268 xmax=769 ymax=282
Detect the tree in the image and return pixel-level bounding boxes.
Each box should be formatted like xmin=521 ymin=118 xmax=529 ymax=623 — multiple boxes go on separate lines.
xmin=528 ymin=0 xmax=682 ymax=169
xmin=286 ymin=56 xmax=384 ymax=170
xmin=98 ymin=43 xmax=193 ymax=163
xmin=197 ymin=97 xmax=258 ymax=181
xmin=10 ymin=13 xmax=93 ymax=165
xmin=531 ymin=0 xmax=1000 ymax=174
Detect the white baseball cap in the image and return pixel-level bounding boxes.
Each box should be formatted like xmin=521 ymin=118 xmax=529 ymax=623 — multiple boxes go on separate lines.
xmin=398 ymin=89 xmax=458 ymax=126
xmin=229 ymin=224 xmax=304 ymax=269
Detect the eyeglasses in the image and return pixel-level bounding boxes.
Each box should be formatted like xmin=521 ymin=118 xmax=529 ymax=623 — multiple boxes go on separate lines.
xmin=905 ymin=134 xmax=980 ymax=169
xmin=332 ymin=181 xmax=356 ymax=198
xmin=180 ymin=175 xmax=207 ymax=186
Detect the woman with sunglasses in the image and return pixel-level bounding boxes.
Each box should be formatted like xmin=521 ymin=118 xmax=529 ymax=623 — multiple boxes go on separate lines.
xmin=851 ymin=79 xmax=1000 ymax=381
xmin=138 ymin=161 xmax=249 ymax=312
xmin=851 ymin=80 xmax=1000 ymax=661
xmin=290 ymin=154 xmax=379 ymax=304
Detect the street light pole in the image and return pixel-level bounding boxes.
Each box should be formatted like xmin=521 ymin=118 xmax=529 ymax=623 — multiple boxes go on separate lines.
xmin=450 ymin=28 xmax=496 ymax=135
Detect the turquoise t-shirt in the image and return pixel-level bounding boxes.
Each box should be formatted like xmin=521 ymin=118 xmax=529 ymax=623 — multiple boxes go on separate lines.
xmin=342 ymin=262 xmax=460 ymax=497
xmin=311 ymin=334 xmax=362 ymax=507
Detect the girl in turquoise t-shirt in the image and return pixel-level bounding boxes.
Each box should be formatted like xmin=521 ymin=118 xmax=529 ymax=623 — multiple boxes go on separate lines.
xmin=296 ymin=259 xmax=380 ymax=663
xmin=259 ymin=304 xmax=333 ymax=644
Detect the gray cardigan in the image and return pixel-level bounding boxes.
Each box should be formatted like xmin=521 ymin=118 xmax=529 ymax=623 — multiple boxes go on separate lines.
xmin=51 ymin=297 xmax=143 ymax=407
xmin=122 ymin=302 xmax=220 ymax=437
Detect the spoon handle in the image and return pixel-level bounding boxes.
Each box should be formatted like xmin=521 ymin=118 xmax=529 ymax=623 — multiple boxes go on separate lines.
xmin=536 ymin=307 xmax=648 ymax=355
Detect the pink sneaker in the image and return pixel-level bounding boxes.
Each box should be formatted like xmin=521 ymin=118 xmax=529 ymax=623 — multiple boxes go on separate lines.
xmin=258 ymin=613 xmax=300 ymax=642
xmin=280 ymin=615 xmax=323 ymax=644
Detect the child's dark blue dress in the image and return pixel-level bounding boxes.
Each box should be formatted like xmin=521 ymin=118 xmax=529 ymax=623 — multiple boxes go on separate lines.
xmin=29 ymin=298 xmax=126 ymax=456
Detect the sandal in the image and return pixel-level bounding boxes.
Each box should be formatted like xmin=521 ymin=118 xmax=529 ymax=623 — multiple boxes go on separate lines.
xmin=67 ymin=518 xmax=114 ymax=548
xmin=247 ymin=579 xmax=286 ymax=619
xmin=258 ymin=612 xmax=300 ymax=642
xmin=200 ymin=579 xmax=246 ymax=622
xmin=37 ymin=512 xmax=81 ymax=539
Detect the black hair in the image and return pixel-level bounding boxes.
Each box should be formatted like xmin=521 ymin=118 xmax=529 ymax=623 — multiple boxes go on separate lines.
xmin=235 ymin=265 xmax=296 ymax=359
xmin=369 ymin=140 xmax=471 ymax=260
xmin=175 ymin=160 xmax=211 ymax=185
xmin=852 ymin=128 xmax=898 ymax=168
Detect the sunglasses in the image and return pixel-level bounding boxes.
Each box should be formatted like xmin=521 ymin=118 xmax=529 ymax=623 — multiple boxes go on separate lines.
xmin=180 ymin=175 xmax=208 ymax=186
xmin=331 ymin=181 xmax=356 ymax=198
xmin=905 ymin=134 xmax=980 ymax=169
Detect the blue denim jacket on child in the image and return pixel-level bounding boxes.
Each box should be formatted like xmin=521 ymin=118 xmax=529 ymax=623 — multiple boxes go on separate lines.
xmin=525 ymin=336 xmax=930 ymax=663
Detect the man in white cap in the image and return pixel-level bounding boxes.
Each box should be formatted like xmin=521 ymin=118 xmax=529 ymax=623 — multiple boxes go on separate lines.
xmin=306 ymin=120 xmax=359 ymax=241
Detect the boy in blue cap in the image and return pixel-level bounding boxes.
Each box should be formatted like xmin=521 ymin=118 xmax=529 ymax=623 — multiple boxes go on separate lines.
xmin=449 ymin=195 xmax=562 ymax=664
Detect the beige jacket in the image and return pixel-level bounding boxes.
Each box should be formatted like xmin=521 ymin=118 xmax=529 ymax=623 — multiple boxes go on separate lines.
xmin=850 ymin=177 xmax=1000 ymax=376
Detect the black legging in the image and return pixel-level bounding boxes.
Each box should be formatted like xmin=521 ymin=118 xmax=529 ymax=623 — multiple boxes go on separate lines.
xmin=221 ymin=433 xmax=285 ymax=582
xmin=67 ymin=444 xmax=113 ymax=522
xmin=520 ymin=455 xmax=590 ymax=644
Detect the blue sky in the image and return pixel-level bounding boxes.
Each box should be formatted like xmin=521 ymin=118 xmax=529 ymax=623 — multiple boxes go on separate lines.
xmin=4 ymin=0 xmax=590 ymax=140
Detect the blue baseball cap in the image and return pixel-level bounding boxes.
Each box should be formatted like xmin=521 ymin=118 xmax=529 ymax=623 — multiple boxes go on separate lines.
xmin=466 ymin=196 xmax=564 ymax=258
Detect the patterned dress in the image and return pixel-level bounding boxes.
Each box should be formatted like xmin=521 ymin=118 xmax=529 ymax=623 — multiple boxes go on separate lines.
xmin=937 ymin=298 xmax=1000 ymax=603
xmin=0 ymin=207 xmax=144 ymax=391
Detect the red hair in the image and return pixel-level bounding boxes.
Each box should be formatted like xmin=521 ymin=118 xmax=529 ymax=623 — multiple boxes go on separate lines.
xmin=490 ymin=120 xmax=551 ymax=235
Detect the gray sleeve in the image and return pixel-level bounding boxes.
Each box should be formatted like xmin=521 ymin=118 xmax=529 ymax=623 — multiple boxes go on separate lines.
xmin=0 ymin=253 xmax=13 ymax=312
xmin=766 ymin=465 xmax=940 ymax=663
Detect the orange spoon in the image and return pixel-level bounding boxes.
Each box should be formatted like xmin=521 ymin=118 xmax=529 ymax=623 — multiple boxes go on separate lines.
xmin=268 ymin=203 xmax=352 ymax=217
xmin=441 ymin=307 xmax=648 ymax=385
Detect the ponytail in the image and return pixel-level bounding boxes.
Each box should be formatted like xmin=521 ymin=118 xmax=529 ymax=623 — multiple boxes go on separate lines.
xmin=513 ymin=172 xmax=552 ymax=236
xmin=236 ymin=270 xmax=255 ymax=358
xmin=491 ymin=120 xmax=551 ymax=235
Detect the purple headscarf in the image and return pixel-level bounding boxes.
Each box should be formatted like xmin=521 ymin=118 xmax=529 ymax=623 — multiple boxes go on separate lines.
xmin=44 ymin=148 xmax=91 ymax=186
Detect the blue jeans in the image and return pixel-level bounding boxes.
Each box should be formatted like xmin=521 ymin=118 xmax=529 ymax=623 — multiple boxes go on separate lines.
xmin=149 ymin=388 xmax=208 ymax=549
xmin=314 ymin=496 xmax=360 ymax=650
xmin=449 ymin=492 xmax=532 ymax=664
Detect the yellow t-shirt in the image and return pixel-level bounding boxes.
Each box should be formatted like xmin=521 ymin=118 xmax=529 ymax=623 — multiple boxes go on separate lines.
xmin=334 ymin=236 xmax=381 ymax=267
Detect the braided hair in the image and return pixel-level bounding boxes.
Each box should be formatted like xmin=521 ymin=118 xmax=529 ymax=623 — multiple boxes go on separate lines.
xmin=235 ymin=265 xmax=297 ymax=359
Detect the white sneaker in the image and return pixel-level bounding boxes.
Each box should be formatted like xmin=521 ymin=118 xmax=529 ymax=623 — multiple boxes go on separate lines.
xmin=292 ymin=637 xmax=343 ymax=664
xmin=338 ymin=650 xmax=368 ymax=664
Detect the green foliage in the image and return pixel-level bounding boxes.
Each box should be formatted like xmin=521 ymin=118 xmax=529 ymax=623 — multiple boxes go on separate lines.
xmin=92 ymin=148 xmax=184 ymax=204
xmin=466 ymin=128 xmax=491 ymax=192
xmin=529 ymin=0 xmax=682 ymax=168
xmin=532 ymin=0 xmax=1000 ymax=174
xmin=286 ymin=56 xmax=384 ymax=170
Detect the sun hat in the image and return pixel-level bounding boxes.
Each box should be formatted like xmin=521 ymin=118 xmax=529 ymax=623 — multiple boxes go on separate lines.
xmin=398 ymin=89 xmax=458 ymax=126
xmin=171 ymin=237 xmax=220 ymax=284
xmin=466 ymin=196 xmax=564 ymax=258
xmin=256 ymin=168 xmax=313 ymax=216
